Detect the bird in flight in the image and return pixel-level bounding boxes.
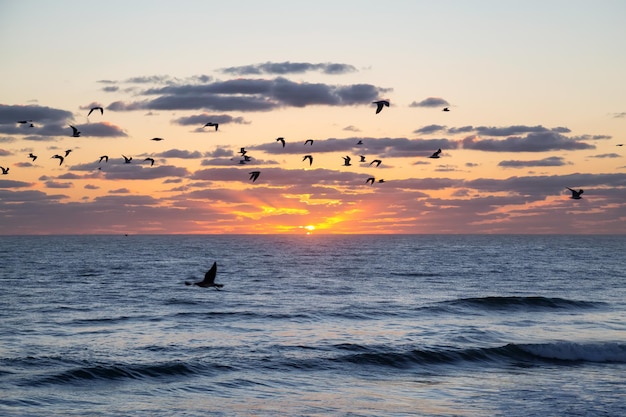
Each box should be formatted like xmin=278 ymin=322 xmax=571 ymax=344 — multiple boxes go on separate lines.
xmin=99 ymin=155 xmax=108 ymax=163
xmin=51 ymin=154 xmax=64 ymax=165
xmin=64 ymin=149 xmax=72 ymax=157
xmin=122 ymin=155 xmax=132 ymax=164
xmin=359 ymin=155 xmax=366 ymax=163
xmin=429 ymin=149 xmax=442 ymax=159
xmin=144 ymin=157 xmax=155 ymax=166
xmin=87 ymin=106 xmax=104 ymax=117
xmin=373 ymin=100 xmax=390 ymax=114
xmin=0 ymin=166 xmax=9 ymax=175
xmin=17 ymin=120 xmax=32 ymax=125
xmin=249 ymin=171 xmax=260 ymax=182
xmin=566 ymin=187 xmax=584 ymax=199
xmin=366 ymin=177 xmax=375 ymax=185
xmin=184 ymin=261 xmax=223 ymax=289
xmin=370 ymin=159 xmax=382 ymax=167
xmin=69 ymin=125 xmax=81 ymax=137
xmin=304 ymin=139 xmax=314 ymax=145
xmin=378 ymin=179 xmax=386 ymax=183
xmin=443 ymin=107 xmax=450 ymax=112
xmin=28 ymin=153 xmax=37 ymax=162
xmin=204 ymin=122 xmax=219 ymax=131
xmin=239 ymin=147 xmax=247 ymax=156
xmin=276 ymin=137 xmax=285 ymax=147
xmin=303 ymin=155 xmax=313 ymax=166
xmin=151 ymin=137 xmax=164 ymax=141
xmin=342 ymin=156 xmax=352 ymax=166
xmin=356 ymin=140 xmax=363 ymax=145
xmin=617 ymin=144 xmax=623 ymax=146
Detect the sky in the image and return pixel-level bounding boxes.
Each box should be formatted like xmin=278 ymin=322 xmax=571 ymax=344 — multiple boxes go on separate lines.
xmin=1 ymin=0 xmax=625 ymax=235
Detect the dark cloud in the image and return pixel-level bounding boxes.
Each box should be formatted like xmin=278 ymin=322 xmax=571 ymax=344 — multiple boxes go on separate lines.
xmin=414 ymin=124 xmax=446 ymax=135
xmin=45 ymin=180 xmax=73 ymax=189
xmin=461 ymin=131 xmax=595 ymax=152
xmin=498 ymin=156 xmax=569 ymax=168
xmin=409 ymin=97 xmax=450 ymax=108
xmin=590 ymin=153 xmax=621 ymax=158
xmin=155 ymin=149 xmax=206 ymax=159
xmin=612 ymin=112 xmax=626 ymax=118
xmin=0 ymin=179 xmax=32 ymax=188
xmin=219 ymin=61 xmax=357 ymax=75
xmin=172 ymin=113 xmax=250 ymax=127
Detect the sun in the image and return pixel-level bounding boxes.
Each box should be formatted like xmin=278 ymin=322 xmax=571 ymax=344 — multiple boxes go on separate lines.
xmin=300 ymin=225 xmax=316 ymax=235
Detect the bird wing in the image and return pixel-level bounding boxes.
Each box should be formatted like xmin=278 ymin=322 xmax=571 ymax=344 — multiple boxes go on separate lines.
xmin=202 ymin=262 xmax=217 ymax=284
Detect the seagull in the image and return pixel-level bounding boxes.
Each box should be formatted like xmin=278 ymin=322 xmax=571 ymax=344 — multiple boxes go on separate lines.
xmin=359 ymin=155 xmax=366 ymax=163
xmin=249 ymin=171 xmax=260 ymax=182
xmin=342 ymin=156 xmax=352 ymax=166
xmin=566 ymin=187 xmax=584 ymax=199
xmin=122 ymin=155 xmax=132 ymax=164
xmin=443 ymin=107 xmax=450 ymax=112
xmin=28 ymin=153 xmax=37 ymax=162
xmin=617 ymin=144 xmax=623 ymax=146
xmin=366 ymin=177 xmax=375 ymax=185
xmin=151 ymin=137 xmax=164 ymax=141
xmin=373 ymin=100 xmax=390 ymax=114
xmin=51 ymin=154 xmax=64 ymax=165
xmin=378 ymin=179 xmax=386 ymax=183
xmin=204 ymin=122 xmax=219 ymax=131
xmin=99 ymin=155 xmax=108 ymax=163
xmin=0 ymin=166 xmax=9 ymax=175
xmin=144 ymin=157 xmax=155 ymax=166
xmin=239 ymin=159 xmax=247 ymax=165
xmin=276 ymin=137 xmax=285 ymax=147
xmin=303 ymin=155 xmax=313 ymax=166
xmin=356 ymin=140 xmax=363 ymax=145
xmin=429 ymin=149 xmax=442 ymax=159
xmin=243 ymin=155 xmax=251 ymax=162
xmin=64 ymin=149 xmax=72 ymax=157
xmin=17 ymin=120 xmax=32 ymax=124
xmin=69 ymin=125 xmax=81 ymax=137
xmin=304 ymin=139 xmax=314 ymax=145
xmin=370 ymin=159 xmax=382 ymax=167
xmin=87 ymin=106 xmax=104 ymax=117
xmin=239 ymin=147 xmax=247 ymax=156
xmin=184 ymin=262 xmax=223 ymax=289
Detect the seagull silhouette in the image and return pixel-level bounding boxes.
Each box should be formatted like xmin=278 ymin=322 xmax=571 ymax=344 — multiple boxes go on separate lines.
xmin=370 ymin=159 xmax=382 ymax=167
xmin=303 ymin=155 xmax=313 ymax=166
xmin=122 ymin=155 xmax=132 ymax=164
xmin=566 ymin=187 xmax=584 ymax=199
xmin=0 ymin=166 xmax=9 ymax=175
xmin=69 ymin=125 xmax=81 ymax=137
xmin=373 ymin=100 xmax=390 ymax=114
xmin=144 ymin=157 xmax=155 ymax=166
xmin=17 ymin=120 xmax=32 ymax=124
xmin=342 ymin=156 xmax=352 ymax=166
xmin=378 ymin=179 xmax=386 ymax=183
xmin=366 ymin=177 xmax=375 ymax=184
xmin=87 ymin=106 xmax=103 ymax=117
xmin=249 ymin=171 xmax=260 ymax=182
xmin=243 ymin=155 xmax=251 ymax=162
xmin=304 ymin=139 xmax=314 ymax=145
xmin=356 ymin=140 xmax=363 ymax=145
xmin=28 ymin=153 xmax=37 ymax=162
xmin=429 ymin=149 xmax=442 ymax=159
xmin=276 ymin=137 xmax=285 ymax=147
xmin=359 ymin=155 xmax=366 ymax=162
xmin=184 ymin=262 xmax=223 ymax=289
xmin=51 ymin=154 xmax=64 ymax=165
xmin=64 ymin=149 xmax=72 ymax=157
xmin=151 ymin=137 xmax=164 ymax=141
xmin=99 ymin=155 xmax=108 ymax=163
xmin=239 ymin=147 xmax=247 ymax=156
xmin=204 ymin=122 xmax=219 ymax=131
xmin=443 ymin=107 xmax=450 ymax=112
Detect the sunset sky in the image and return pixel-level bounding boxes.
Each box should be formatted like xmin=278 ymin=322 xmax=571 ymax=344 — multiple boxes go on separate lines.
xmin=1 ymin=0 xmax=625 ymax=234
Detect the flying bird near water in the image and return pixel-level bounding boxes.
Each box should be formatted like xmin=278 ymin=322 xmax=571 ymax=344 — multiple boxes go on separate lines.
xmin=64 ymin=149 xmax=72 ymax=157
xmin=87 ymin=106 xmax=103 ymax=117
xmin=303 ymin=155 xmax=313 ymax=166
xmin=203 ymin=122 xmax=219 ymax=131
xmin=69 ymin=125 xmax=81 ymax=137
xmin=370 ymin=159 xmax=382 ymax=167
xmin=184 ymin=261 xmax=223 ymax=289
xmin=122 ymin=155 xmax=132 ymax=164
xmin=342 ymin=156 xmax=352 ymax=166
xmin=276 ymin=137 xmax=285 ymax=147
xmin=429 ymin=149 xmax=442 ymax=159
xmin=0 ymin=166 xmax=9 ymax=175
xmin=28 ymin=153 xmax=37 ymax=162
xmin=366 ymin=177 xmax=375 ymax=184
xmin=151 ymin=137 xmax=164 ymax=141
xmin=144 ymin=157 xmax=155 ymax=166
xmin=566 ymin=187 xmax=584 ymax=199
xmin=249 ymin=171 xmax=260 ymax=182
xmin=51 ymin=154 xmax=64 ymax=165
xmin=304 ymin=139 xmax=314 ymax=145
xmin=373 ymin=100 xmax=390 ymax=114
xmin=443 ymin=107 xmax=450 ymax=112
xmin=99 ymin=155 xmax=108 ymax=163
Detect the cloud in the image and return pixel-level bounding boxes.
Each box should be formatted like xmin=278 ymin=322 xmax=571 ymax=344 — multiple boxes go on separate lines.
xmin=409 ymin=97 xmax=450 ymax=108
xmin=45 ymin=180 xmax=73 ymax=189
xmin=612 ymin=112 xmax=626 ymax=118
xmin=219 ymin=61 xmax=357 ymax=75
xmin=155 ymin=149 xmax=206 ymax=159
xmin=414 ymin=124 xmax=446 ymax=135
xmin=590 ymin=153 xmax=621 ymax=158
xmin=461 ymin=131 xmax=595 ymax=152
xmin=172 ymin=113 xmax=250 ymax=128
xmin=498 ymin=156 xmax=569 ymax=168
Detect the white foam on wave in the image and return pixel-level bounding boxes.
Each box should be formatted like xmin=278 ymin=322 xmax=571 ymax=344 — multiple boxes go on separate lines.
xmin=519 ymin=342 xmax=626 ymax=363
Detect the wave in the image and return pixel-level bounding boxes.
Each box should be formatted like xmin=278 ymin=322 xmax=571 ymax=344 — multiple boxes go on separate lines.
xmin=390 ymin=272 xmax=441 ymax=277
xmin=441 ymin=296 xmax=604 ymax=311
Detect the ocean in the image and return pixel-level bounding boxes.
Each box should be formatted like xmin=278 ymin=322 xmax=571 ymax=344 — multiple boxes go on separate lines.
xmin=1 ymin=234 xmax=625 ymax=416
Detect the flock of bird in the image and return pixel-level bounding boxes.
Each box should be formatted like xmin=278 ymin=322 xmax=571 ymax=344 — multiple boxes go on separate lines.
xmin=3 ymin=102 xmax=589 ymax=199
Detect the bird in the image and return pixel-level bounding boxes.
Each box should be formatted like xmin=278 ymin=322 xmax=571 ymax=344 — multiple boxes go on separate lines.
xmin=99 ymin=155 xmax=108 ymax=163
xmin=566 ymin=187 xmax=584 ymax=199
xmin=276 ymin=137 xmax=285 ymax=147
xmin=304 ymin=139 xmax=314 ymax=145
xmin=17 ymin=120 xmax=32 ymax=124
xmin=144 ymin=157 xmax=155 ymax=166
xmin=370 ymin=159 xmax=382 ymax=167
xmin=64 ymin=149 xmax=72 ymax=157
xmin=151 ymin=137 xmax=164 ymax=141
xmin=239 ymin=147 xmax=247 ymax=156
xmin=87 ymin=106 xmax=103 ymax=117
xmin=366 ymin=177 xmax=375 ymax=185
xmin=342 ymin=156 xmax=352 ymax=166
xmin=51 ymin=154 xmax=64 ymax=165
xmin=0 ymin=166 xmax=9 ymax=175
xmin=122 ymin=155 xmax=132 ymax=163
xmin=378 ymin=179 xmax=386 ymax=183
xmin=239 ymin=159 xmax=246 ymax=165
xmin=69 ymin=125 xmax=81 ymax=137
xmin=356 ymin=140 xmax=363 ymax=145
xmin=359 ymin=155 xmax=366 ymax=163
xmin=429 ymin=149 xmax=442 ymax=159
xmin=249 ymin=171 xmax=260 ymax=182
xmin=443 ymin=107 xmax=450 ymax=112
xmin=373 ymin=100 xmax=390 ymax=114
xmin=243 ymin=155 xmax=251 ymax=162
xmin=28 ymin=153 xmax=37 ymax=162
xmin=184 ymin=262 xmax=223 ymax=289
xmin=204 ymin=122 xmax=219 ymax=131
xmin=617 ymin=144 xmax=624 ymax=146
xmin=303 ymin=155 xmax=313 ymax=166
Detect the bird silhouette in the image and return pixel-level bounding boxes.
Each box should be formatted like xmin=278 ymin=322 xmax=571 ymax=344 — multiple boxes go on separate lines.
xmin=429 ymin=149 xmax=442 ymax=158
xmin=64 ymin=149 xmax=72 ymax=157
xmin=276 ymin=137 xmax=285 ymax=147
xmin=366 ymin=177 xmax=375 ymax=184
xmin=122 ymin=155 xmax=132 ymax=163
xmin=359 ymin=155 xmax=366 ymax=163
xmin=443 ymin=107 xmax=450 ymax=112
xmin=303 ymin=155 xmax=313 ymax=166
xmin=28 ymin=153 xmax=37 ymax=162
xmin=0 ymin=166 xmax=9 ymax=175
xmin=342 ymin=156 xmax=352 ymax=166
xmin=17 ymin=120 xmax=32 ymax=124
xmin=370 ymin=159 xmax=382 ymax=167
xmin=99 ymin=155 xmax=108 ymax=163
xmin=69 ymin=125 xmax=81 ymax=137
xmin=378 ymin=179 xmax=386 ymax=183
xmin=184 ymin=262 xmax=223 ymax=289
xmin=566 ymin=187 xmax=584 ymax=199
xmin=144 ymin=157 xmax=155 ymax=166
xmin=204 ymin=122 xmax=219 ymax=131
xmin=87 ymin=106 xmax=104 ymax=117
xmin=356 ymin=140 xmax=363 ymax=145
xmin=249 ymin=171 xmax=260 ymax=182
xmin=151 ymin=137 xmax=164 ymax=141
xmin=304 ymin=139 xmax=314 ymax=145
xmin=51 ymin=154 xmax=64 ymax=165
xmin=373 ymin=100 xmax=390 ymax=114
xmin=239 ymin=147 xmax=247 ymax=156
